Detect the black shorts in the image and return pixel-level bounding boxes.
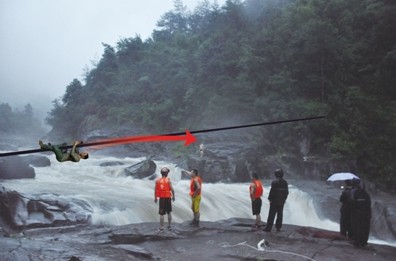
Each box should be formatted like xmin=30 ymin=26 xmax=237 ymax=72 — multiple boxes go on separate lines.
xmin=159 ymin=198 xmax=172 ymax=215
xmin=251 ymin=198 xmax=262 ymax=215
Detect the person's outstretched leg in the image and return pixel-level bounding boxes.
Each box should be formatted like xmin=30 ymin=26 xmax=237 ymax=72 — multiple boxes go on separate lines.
xmin=167 ymin=213 xmax=172 ymax=230
xmin=159 ymin=215 xmax=165 ymax=231
xmin=39 ymin=141 xmax=65 ymax=162
xmin=275 ymin=204 xmax=284 ymax=231
xmin=265 ymin=205 xmax=276 ymax=231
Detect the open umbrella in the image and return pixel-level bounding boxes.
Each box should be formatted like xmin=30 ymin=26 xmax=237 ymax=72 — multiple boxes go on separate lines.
xmin=327 ymin=172 xmax=360 ymax=182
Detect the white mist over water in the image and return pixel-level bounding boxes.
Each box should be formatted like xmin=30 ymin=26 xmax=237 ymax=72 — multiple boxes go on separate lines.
xmin=2 ymin=154 xmax=394 ymax=246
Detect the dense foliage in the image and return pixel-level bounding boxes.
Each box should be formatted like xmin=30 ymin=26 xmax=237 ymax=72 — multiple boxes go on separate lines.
xmin=0 ymin=103 xmax=44 ymax=136
xmin=46 ymin=0 xmax=396 ymax=191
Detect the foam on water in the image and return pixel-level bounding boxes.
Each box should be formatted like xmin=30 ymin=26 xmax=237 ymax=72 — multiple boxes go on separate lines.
xmin=2 ymin=154 xmax=395 ymax=246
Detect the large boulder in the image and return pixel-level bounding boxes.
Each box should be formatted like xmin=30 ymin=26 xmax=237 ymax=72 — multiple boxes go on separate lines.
xmin=0 ymin=186 xmax=92 ymax=234
xmin=0 ymin=187 xmax=26 ymax=233
xmin=184 ymin=142 xmax=259 ymax=183
xmin=0 ymin=156 xmax=35 ymax=179
xmin=124 ymin=158 xmax=157 ymax=179
xmin=22 ymin=155 xmax=51 ymax=167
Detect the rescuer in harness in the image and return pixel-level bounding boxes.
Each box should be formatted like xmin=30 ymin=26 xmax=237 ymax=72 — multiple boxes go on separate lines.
xmin=39 ymin=140 xmax=89 ymax=162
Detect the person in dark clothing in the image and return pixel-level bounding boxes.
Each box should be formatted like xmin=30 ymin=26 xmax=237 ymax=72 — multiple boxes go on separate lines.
xmin=264 ymin=168 xmax=289 ymax=232
xmin=339 ymin=179 xmax=353 ymax=238
xmin=350 ymin=179 xmax=371 ymax=247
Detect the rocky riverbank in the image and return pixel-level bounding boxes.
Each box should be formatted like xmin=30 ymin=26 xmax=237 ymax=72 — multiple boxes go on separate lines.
xmin=1 ymin=218 xmax=395 ymax=261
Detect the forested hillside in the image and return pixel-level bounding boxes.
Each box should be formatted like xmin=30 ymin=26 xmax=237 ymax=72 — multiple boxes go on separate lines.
xmin=0 ymin=103 xmax=44 ymax=137
xmin=46 ymin=0 xmax=396 ymax=191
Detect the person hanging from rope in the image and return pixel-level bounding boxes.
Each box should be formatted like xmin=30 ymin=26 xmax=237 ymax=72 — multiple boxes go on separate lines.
xmin=39 ymin=140 xmax=89 ymax=162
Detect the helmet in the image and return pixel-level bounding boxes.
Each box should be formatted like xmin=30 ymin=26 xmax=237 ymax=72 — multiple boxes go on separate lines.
xmin=161 ymin=167 xmax=170 ymax=176
xmin=274 ymin=169 xmax=283 ymax=178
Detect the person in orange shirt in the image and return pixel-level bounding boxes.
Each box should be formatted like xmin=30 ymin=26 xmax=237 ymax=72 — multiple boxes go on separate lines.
xmin=250 ymin=173 xmax=264 ymax=229
xmin=154 ymin=167 xmax=175 ymax=232
xmin=184 ymin=169 xmax=202 ymax=226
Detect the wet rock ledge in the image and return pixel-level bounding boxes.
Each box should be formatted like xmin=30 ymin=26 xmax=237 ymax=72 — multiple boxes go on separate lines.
xmin=1 ymin=218 xmax=395 ymax=261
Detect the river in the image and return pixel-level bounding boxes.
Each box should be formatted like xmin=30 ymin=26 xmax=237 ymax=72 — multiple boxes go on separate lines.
xmin=1 ymin=154 xmax=394 ymax=246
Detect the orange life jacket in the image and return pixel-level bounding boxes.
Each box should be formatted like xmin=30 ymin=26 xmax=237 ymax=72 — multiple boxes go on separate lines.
xmin=189 ymin=176 xmax=202 ymax=196
xmin=155 ymin=177 xmax=171 ymax=198
xmin=250 ymin=180 xmax=263 ymax=199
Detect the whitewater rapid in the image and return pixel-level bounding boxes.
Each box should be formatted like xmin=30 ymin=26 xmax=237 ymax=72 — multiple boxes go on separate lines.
xmin=1 ymin=155 xmax=337 ymax=227
xmin=2 ymin=154 xmax=394 ymax=246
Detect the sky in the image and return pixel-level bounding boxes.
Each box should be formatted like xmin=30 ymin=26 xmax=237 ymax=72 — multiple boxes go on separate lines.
xmin=0 ymin=0 xmax=225 ymax=120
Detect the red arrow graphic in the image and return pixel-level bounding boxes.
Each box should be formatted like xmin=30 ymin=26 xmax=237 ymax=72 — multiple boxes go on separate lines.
xmin=89 ymin=129 xmax=197 ymax=149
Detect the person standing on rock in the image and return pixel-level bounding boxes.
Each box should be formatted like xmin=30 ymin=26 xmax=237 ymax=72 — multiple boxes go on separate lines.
xmin=184 ymin=169 xmax=202 ymax=226
xmin=199 ymin=143 xmax=205 ymax=158
xmin=264 ymin=168 xmax=289 ymax=232
xmin=154 ymin=167 xmax=175 ymax=232
xmin=350 ymin=178 xmax=371 ymax=247
xmin=250 ymin=173 xmax=264 ymax=229
xmin=339 ymin=179 xmax=353 ymax=238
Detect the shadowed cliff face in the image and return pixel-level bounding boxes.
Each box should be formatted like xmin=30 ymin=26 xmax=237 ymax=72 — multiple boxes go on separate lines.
xmin=1 ymin=218 xmax=395 ymax=261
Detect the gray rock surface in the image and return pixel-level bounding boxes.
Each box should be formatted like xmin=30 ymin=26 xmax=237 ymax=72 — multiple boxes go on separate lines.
xmin=0 ymin=156 xmax=35 ymax=179
xmin=0 ymin=187 xmax=92 ymax=234
xmin=22 ymin=155 xmax=51 ymax=167
xmin=0 ymin=218 xmax=395 ymax=261
xmin=123 ymin=158 xmax=157 ymax=178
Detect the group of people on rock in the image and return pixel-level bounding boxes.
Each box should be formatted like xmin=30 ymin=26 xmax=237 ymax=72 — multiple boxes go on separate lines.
xmin=339 ymin=178 xmax=372 ymax=247
xmin=153 ymin=166 xmax=289 ymax=234
xmin=153 ymin=167 xmax=202 ymax=232
xmin=249 ymin=169 xmax=289 ymax=232
xmin=39 ymin=140 xmax=372 ymax=247
xmin=154 ymin=166 xmax=372 ymax=248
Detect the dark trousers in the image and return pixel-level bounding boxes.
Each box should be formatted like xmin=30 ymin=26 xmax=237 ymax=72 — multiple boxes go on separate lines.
xmin=351 ymin=212 xmax=370 ymax=247
xmin=340 ymin=208 xmax=352 ymax=238
xmin=266 ymin=203 xmax=284 ymax=231
xmin=40 ymin=143 xmax=67 ymax=162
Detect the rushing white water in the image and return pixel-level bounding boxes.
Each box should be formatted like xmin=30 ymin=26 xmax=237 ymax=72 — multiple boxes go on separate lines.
xmin=1 ymin=155 xmax=337 ymax=227
xmin=1 ymin=154 xmax=394 ymax=246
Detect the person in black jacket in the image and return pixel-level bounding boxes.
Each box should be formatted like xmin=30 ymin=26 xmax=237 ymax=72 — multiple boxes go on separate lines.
xmin=350 ymin=179 xmax=371 ymax=247
xmin=339 ymin=179 xmax=353 ymax=238
xmin=264 ymin=169 xmax=289 ymax=232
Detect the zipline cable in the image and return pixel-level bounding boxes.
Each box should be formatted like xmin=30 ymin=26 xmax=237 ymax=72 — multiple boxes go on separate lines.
xmin=0 ymin=115 xmax=324 ymax=157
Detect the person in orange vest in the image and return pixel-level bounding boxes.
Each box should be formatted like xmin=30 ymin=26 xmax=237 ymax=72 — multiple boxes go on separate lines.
xmin=250 ymin=173 xmax=264 ymax=229
xmin=184 ymin=169 xmax=202 ymax=226
xmin=154 ymin=167 xmax=175 ymax=232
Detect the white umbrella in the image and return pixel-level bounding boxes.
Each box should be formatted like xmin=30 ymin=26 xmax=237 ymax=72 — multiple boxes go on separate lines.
xmin=327 ymin=172 xmax=360 ymax=182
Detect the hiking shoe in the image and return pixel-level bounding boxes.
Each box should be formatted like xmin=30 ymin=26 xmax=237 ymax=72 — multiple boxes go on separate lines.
xmin=190 ymin=220 xmax=199 ymax=227
xmin=251 ymin=224 xmax=260 ymax=230
xmin=167 ymin=225 xmax=172 ymax=230
xmin=158 ymin=227 xmax=164 ymax=233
